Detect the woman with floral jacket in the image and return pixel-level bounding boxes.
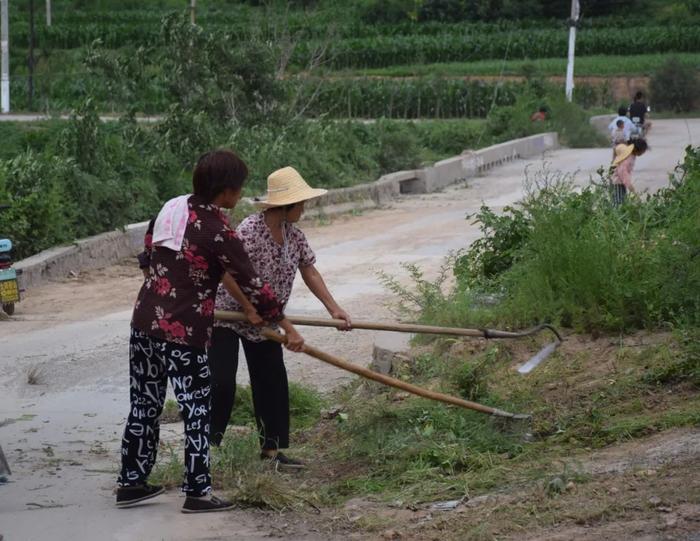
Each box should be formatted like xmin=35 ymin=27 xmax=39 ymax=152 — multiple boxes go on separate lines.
xmin=117 ymin=150 xmax=303 ymax=514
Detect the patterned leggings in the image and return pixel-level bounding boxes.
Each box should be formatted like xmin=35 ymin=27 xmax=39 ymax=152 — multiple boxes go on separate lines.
xmin=118 ymin=328 xmax=212 ymax=496
xmin=612 ymin=184 xmax=627 ymax=206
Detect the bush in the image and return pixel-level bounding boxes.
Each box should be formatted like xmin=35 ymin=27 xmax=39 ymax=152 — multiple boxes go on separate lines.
xmin=455 ymin=203 xmax=531 ymax=290
xmin=377 ymin=123 xmax=422 ymax=173
xmin=485 ymin=85 xmax=607 ymax=148
xmin=0 ymin=152 xmax=75 ymax=258
xmin=462 ymin=148 xmax=700 ymax=332
xmin=650 ymin=56 xmax=700 ymax=112
xmin=391 ymin=146 xmax=700 ymax=334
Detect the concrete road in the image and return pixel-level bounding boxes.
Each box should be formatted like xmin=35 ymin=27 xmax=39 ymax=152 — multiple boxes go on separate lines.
xmin=0 ymin=119 xmax=697 ymax=541
xmin=0 ymin=113 xmax=161 ymax=123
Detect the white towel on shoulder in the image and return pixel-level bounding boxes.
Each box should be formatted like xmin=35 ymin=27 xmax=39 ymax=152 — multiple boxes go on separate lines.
xmin=152 ymin=194 xmax=191 ymax=251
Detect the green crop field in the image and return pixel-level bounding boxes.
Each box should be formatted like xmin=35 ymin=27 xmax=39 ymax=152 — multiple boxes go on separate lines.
xmin=325 ymin=53 xmax=700 ymax=78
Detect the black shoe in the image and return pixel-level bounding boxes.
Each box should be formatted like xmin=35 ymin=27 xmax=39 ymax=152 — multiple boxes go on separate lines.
xmin=115 ymin=483 xmax=165 ymax=507
xmin=182 ymin=494 xmax=234 ymax=514
xmin=260 ymin=451 xmax=306 ymax=470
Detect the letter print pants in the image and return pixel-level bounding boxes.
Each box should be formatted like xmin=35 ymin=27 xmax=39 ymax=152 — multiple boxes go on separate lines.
xmin=118 ymin=328 xmax=212 ymax=496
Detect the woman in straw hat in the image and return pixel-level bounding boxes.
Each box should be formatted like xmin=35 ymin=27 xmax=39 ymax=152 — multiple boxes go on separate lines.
xmin=208 ymin=166 xmax=351 ymax=467
xmin=611 ymin=139 xmax=648 ymax=206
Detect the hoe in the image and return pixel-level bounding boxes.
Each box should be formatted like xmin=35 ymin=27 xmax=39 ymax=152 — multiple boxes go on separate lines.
xmin=215 ymin=310 xmax=562 ymax=427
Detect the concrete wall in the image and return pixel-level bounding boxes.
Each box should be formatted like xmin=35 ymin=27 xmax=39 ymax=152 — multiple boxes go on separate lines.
xmin=304 ymin=132 xmax=558 ymax=214
xmin=16 ymin=222 xmax=149 ymax=290
xmin=590 ymin=114 xmax=615 ymax=136
xmin=16 ymin=132 xmax=558 ymax=289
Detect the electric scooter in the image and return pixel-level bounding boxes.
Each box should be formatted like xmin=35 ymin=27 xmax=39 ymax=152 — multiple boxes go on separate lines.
xmin=0 ymin=205 xmax=22 ymax=315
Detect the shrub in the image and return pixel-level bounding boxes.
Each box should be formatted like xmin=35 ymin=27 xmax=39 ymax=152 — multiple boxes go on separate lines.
xmin=650 ymin=56 xmax=700 ymax=112
xmin=455 ymin=203 xmax=532 ymax=290
xmin=485 ymin=85 xmax=607 ymax=148
xmin=392 ymin=146 xmax=700 ymax=334
xmin=0 ymin=152 xmax=75 ymax=258
xmin=472 ymin=148 xmax=700 ymax=332
xmin=377 ymin=122 xmax=422 ymax=173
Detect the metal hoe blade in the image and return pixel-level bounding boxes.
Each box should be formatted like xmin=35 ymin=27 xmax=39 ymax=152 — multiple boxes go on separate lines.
xmin=517 ymin=341 xmax=561 ymax=374
xmin=0 ymin=444 xmax=11 ymax=478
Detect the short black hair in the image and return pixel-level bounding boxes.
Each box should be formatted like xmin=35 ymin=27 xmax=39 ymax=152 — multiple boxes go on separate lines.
xmin=635 ymin=91 xmax=644 ymax=101
xmin=633 ymin=139 xmax=648 ymax=154
xmin=618 ymin=106 xmax=628 ymax=116
xmin=616 ymin=119 xmax=624 ymax=127
xmin=192 ymin=149 xmax=248 ymax=203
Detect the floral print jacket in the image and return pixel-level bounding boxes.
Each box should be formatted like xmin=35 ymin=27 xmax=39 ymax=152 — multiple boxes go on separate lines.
xmin=132 ymin=196 xmax=283 ymax=349
xmin=214 ymin=212 xmax=316 ymax=342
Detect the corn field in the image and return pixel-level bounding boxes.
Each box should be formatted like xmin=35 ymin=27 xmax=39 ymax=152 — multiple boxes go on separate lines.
xmin=298 ymin=78 xmax=523 ymax=119
xmin=296 ymin=27 xmax=700 ymax=69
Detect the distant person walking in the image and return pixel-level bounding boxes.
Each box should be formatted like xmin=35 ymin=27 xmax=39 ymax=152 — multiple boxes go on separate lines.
xmin=611 ymin=139 xmax=648 ymax=205
xmin=629 ymin=91 xmax=652 ymax=136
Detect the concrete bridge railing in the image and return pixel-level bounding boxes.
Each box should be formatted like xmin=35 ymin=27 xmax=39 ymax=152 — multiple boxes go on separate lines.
xmin=16 ymin=132 xmax=558 ymax=289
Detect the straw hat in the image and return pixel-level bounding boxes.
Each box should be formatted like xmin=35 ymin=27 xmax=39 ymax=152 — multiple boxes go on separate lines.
xmin=254 ymin=166 xmax=327 ymax=209
xmin=612 ymin=143 xmax=634 ymax=167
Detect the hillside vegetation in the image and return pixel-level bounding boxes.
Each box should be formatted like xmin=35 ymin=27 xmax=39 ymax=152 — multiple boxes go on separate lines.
xmin=5 ymin=1 xmax=700 ymax=112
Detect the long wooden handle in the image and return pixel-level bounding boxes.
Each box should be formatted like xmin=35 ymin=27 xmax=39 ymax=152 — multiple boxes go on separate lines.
xmin=259 ymin=327 xmax=525 ymax=419
xmin=216 ymin=310 xmax=483 ymax=336
xmin=214 ymin=310 xmax=561 ymax=341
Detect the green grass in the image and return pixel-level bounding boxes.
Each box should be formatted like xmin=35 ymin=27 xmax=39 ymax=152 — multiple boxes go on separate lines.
xmin=228 ymin=382 xmax=325 ymax=431
xmin=0 ymin=120 xmax=67 ymax=161
xmin=325 ymin=53 xmax=700 ymax=78
xmin=302 ymin=329 xmax=700 ymax=507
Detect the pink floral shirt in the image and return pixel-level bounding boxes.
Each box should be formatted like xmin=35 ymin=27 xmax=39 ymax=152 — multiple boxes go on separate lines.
xmin=215 ymin=212 xmax=316 ymax=342
xmin=131 ymin=196 xmax=283 ymax=349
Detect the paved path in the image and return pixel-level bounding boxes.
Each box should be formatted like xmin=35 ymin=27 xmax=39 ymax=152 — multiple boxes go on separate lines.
xmin=0 ymin=113 xmax=162 ymax=123
xmin=0 ymin=119 xmax=697 ymax=541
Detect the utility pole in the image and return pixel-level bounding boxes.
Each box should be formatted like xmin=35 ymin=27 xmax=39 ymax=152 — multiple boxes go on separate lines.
xmin=1 ymin=0 xmax=8 ymax=113
xmin=29 ymin=0 xmax=36 ymax=110
xmin=190 ymin=0 xmax=196 ymax=24
xmin=565 ymin=0 xmax=580 ymax=102
xmin=46 ymin=0 xmax=52 ymax=26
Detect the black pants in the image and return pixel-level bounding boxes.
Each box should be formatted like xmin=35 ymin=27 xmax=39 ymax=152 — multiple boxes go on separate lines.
xmin=209 ymin=326 xmax=290 ymax=450
xmin=118 ymin=328 xmax=212 ymax=496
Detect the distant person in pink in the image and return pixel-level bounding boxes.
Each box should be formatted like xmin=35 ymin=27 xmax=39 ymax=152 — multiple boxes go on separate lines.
xmin=611 ymin=139 xmax=648 ymax=205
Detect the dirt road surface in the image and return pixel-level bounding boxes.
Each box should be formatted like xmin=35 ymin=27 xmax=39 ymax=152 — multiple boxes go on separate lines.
xmin=1 ymin=119 xmax=698 ymax=541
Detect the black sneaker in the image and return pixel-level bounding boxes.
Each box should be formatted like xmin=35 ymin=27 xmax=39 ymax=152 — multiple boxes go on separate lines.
xmin=115 ymin=483 xmax=165 ymax=507
xmin=182 ymin=494 xmax=234 ymax=514
xmin=260 ymin=451 xmax=306 ymax=470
